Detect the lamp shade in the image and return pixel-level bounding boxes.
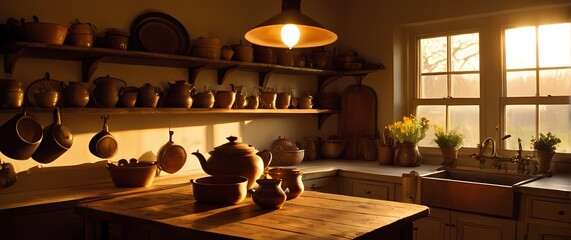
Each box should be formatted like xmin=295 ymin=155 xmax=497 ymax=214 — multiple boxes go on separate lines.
xmin=245 ymin=0 xmax=337 ymax=48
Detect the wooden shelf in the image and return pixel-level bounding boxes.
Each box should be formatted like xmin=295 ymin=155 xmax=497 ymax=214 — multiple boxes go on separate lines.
xmin=2 ymin=107 xmax=338 ymax=129
xmin=1 ymin=42 xmax=383 ymax=87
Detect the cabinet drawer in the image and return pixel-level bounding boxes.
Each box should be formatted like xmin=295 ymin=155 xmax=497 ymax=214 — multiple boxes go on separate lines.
xmin=352 ymin=182 xmax=390 ymax=200
xmin=531 ymin=199 xmax=571 ymax=223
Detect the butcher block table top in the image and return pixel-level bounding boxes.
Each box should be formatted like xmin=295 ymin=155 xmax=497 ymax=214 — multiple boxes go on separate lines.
xmin=76 ymin=183 xmax=429 ymax=240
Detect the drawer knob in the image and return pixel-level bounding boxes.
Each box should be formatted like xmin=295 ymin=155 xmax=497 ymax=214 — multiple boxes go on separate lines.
xmin=365 ymin=190 xmax=372 ymax=194
xmin=559 ymin=210 xmax=565 ymax=216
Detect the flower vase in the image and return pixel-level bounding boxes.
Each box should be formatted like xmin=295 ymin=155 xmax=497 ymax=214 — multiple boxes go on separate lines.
xmin=440 ymin=147 xmax=459 ymax=167
xmin=536 ymin=150 xmax=555 ymax=174
xmin=396 ymin=142 xmax=422 ymax=167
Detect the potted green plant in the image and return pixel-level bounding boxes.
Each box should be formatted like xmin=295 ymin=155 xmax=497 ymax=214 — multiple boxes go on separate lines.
xmin=531 ymin=132 xmax=561 ymax=173
xmin=433 ymin=126 xmax=464 ymax=166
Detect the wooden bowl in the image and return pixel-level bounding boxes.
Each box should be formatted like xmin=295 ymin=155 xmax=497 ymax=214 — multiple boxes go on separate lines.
xmin=190 ymin=176 xmax=248 ymax=205
xmin=106 ymin=162 xmax=157 ymax=187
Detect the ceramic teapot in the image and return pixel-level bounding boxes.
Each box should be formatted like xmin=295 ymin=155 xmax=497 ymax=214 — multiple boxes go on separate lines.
xmin=191 ymin=136 xmax=272 ymax=190
xmin=92 ymin=75 xmax=127 ymax=107
xmin=137 ymin=83 xmax=161 ymax=108
xmin=60 ymin=81 xmax=89 ymax=107
xmin=165 ymin=80 xmax=194 ymax=108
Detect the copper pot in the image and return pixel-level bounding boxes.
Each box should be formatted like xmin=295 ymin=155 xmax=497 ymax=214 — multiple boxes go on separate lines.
xmin=193 ymin=90 xmax=215 ymax=108
xmin=137 ymin=83 xmax=161 ymax=108
xmin=21 ymin=16 xmax=68 ymax=45
xmin=118 ymin=86 xmax=138 ymax=108
xmin=89 ymin=115 xmax=118 ymax=159
xmin=214 ymin=90 xmax=236 ymax=109
xmin=0 ymin=108 xmax=43 ymax=160
xmin=157 ymin=130 xmax=187 ymax=174
xmin=259 ymin=91 xmax=277 ymax=109
xmin=32 ymin=108 xmax=73 ymax=164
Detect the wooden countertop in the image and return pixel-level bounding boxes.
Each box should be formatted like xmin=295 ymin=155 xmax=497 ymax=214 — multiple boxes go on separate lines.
xmin=76 ymin=183 xmax=429 ymax=240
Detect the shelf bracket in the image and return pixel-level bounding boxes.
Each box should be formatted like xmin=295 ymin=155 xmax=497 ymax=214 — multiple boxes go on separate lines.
xmin=3 ymin=46 xmax=26 ymax=78
xmin=259 ymin=71 xmax=273 ymax=88
xmin=317 ymin=75 xmax=342 ymax=92
xmin=188 ymin=65 xmax=208 ymax=85
xmin=81 ymin=57 xmax=104 ymax=82
xmin=318 ymin=112 xmax=335 ymax=130
xmin=217 ymin=65 xmax=240 ymax=85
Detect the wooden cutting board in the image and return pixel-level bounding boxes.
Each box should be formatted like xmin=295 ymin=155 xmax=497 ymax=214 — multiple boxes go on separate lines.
xmin=339 ymin=83 xmax=378 ymax=159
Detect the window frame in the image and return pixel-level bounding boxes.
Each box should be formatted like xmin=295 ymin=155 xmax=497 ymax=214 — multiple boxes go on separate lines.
xmin=402 ymin=5 xmax=571 ymax=163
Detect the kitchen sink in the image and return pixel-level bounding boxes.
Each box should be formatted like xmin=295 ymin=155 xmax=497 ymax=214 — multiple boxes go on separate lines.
xmin=420 ymin=169 xmax=542 ymax=218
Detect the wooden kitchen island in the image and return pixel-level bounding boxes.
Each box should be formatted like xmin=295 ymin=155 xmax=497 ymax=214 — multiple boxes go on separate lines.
xmin=76 ymin=183 xmax=429 ymax=240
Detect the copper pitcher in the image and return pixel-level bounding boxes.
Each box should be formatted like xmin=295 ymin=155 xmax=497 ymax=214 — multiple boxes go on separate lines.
xmin=92 ymin=75 xmax=127 ymax=107
xmin=165 ymin=80 xmax=194 ymax=108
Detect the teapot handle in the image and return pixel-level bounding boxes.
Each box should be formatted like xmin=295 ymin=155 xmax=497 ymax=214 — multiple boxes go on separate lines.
xmin=257 ymin=149 xmax=272 ymax=169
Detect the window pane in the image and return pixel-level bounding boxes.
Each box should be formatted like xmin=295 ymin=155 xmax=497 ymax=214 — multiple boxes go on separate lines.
xmin=539 ymin=105 xmax=571 ymax=153
xmin=449 ymin=105 xmax=479 ymax=148
xmin=539 ymin=23 xmax=571 ymax=68
xmin=451 ymin=33 xmax=480 ymax=71
xmin=451 ymin=73 xmax=480 ymax=98
xmin=539 ymin=69 xmax=571 ymax=96
xmin=421 ymin=37 xmax=447 ymax=73
xmin=506 ymin=71 xmax=536 ymax=97
xmin=421 ymin=75 xmax=447 ymax=98
xmin=505 ymin=27 xmax=536 ymax=69
xmin=505 ymin=105 xmax=536 ymax=150
xmin=417 ymin=105 xmax=446 ymax=147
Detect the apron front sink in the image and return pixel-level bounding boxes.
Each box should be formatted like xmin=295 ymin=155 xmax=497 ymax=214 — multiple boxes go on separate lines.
xmin=420 ymin=169 xmax=541 ymax=218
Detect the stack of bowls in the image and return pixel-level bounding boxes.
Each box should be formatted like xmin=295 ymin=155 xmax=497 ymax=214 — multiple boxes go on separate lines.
xmin=269 ymin=136 xmax=304 ymax=166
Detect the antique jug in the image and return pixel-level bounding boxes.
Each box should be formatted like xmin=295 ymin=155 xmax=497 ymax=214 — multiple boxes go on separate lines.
xmin=165 ymin=80 xmax=194 ymax=108
xmin=92 ymin=75 xmax=127 ymax=107
xmin=251 ymin=178 xmax=287 ymax=209
xmin=137 ymin=83 xmax=161 ymax=108
xmin=267 ymin=168 xmax=304 ymax=200
xmin=60 ymin=81 xmax=89 ymax=107
xmin=191 ymin=136 xmax=272 ymax=190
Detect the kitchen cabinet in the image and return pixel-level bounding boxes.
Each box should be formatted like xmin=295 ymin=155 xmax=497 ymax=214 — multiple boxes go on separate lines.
xmin=413 ymin=207 xmax=517 ymax=240
xmin=342 ymin=177 xmax=397 ymax=201
xmin=303 ymin=176 xmax=340 ymax=194
xmin=524 ymin=195 xmax=571 ymax=239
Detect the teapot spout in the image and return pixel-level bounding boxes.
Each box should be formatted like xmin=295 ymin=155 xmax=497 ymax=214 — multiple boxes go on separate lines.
xmin=257 ymin=149 xmax=272 ymax=169
xmin=191 ymin=150 xmax=212 ymax=175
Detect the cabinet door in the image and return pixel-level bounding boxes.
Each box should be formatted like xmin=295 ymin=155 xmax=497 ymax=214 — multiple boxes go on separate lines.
xmin=344 ymin=178 xmax=395 ymax=200
xmin=413 ymin=208 xmax=449 ymax=240
xmin=451 ymin=211 xmax=516 ymax=240
xmin=303 ymin=176 xmax=339 ymax=194
xmin=527 ymin=222 xmax=571 ymax=240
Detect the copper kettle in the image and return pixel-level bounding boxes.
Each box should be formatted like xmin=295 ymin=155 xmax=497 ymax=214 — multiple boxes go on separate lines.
xmin=92 ymin=75 xmax=127 ymax=107
xmin=191 ymin=136 xmax=272 ymax=190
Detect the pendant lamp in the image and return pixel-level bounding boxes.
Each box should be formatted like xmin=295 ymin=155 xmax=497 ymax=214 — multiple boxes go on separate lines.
xmin=244 ymin=0 xmax=338 ymax=49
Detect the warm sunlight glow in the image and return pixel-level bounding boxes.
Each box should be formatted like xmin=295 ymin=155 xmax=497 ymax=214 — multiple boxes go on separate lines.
xmin=539 ymin=23 xmax=571 ymax=68
xmin=505 ymin=26 xmax=536 ymax=69
xmin=281 ymin=24 xmax=300 ymax=49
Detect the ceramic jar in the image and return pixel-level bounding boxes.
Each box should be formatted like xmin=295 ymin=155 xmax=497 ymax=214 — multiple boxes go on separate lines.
xmin=193 ymin=90 xmax=215 ymax=108
xmin=68 ymin=22 xmax=94 ymax=47
xmin=60 ymin=81 xmax=89 ymax=107
xmin=0 ymin=79 xmax=24 ymax=109
xmin=166 ymin=80 xmax=194 ymax=108
xmin=276 ymin=92 xmax=291 ymax=109
xmin=268 ymin=168 xmax=304 ymax=200
xmin=214 ymin=90 xmax=236 ymax=109
xmin=251 ymin=178 xmax=287 ymax=209
xmin=33 ymin=73 xmax=60 ymax=108
xmin=259 ymin=91 xmax=277 ymax=109
xmin=232 ymin=43 xmax=254 ymax=62
xmin=118 ymin=86 xmax=138 ymax=107
xmin=247 ymin=96 xmax=259 ymax=109
xmin=137 ymin=83 xmax=161 ymax=108
xmin=396 ymin=142 xmax=422 ymax=167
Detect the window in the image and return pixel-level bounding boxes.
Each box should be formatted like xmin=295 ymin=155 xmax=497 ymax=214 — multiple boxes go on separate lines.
xmin=503 ymin=23 xmax=571 ymax=153
xmin=414 ymin=33 xmax=480 ymax=147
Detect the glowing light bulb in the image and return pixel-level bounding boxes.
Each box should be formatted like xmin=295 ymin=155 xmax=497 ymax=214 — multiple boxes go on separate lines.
xmin=281 ymin=24 xmax=300 ymax=49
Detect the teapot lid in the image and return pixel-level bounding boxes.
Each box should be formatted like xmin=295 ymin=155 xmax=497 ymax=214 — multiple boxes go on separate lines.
xmin=213 ymin=136 xmax=257 ymax=154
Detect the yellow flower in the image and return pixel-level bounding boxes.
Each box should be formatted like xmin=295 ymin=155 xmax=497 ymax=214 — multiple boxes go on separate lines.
xmin=387 ymin=115 xmax=430 ymax=143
